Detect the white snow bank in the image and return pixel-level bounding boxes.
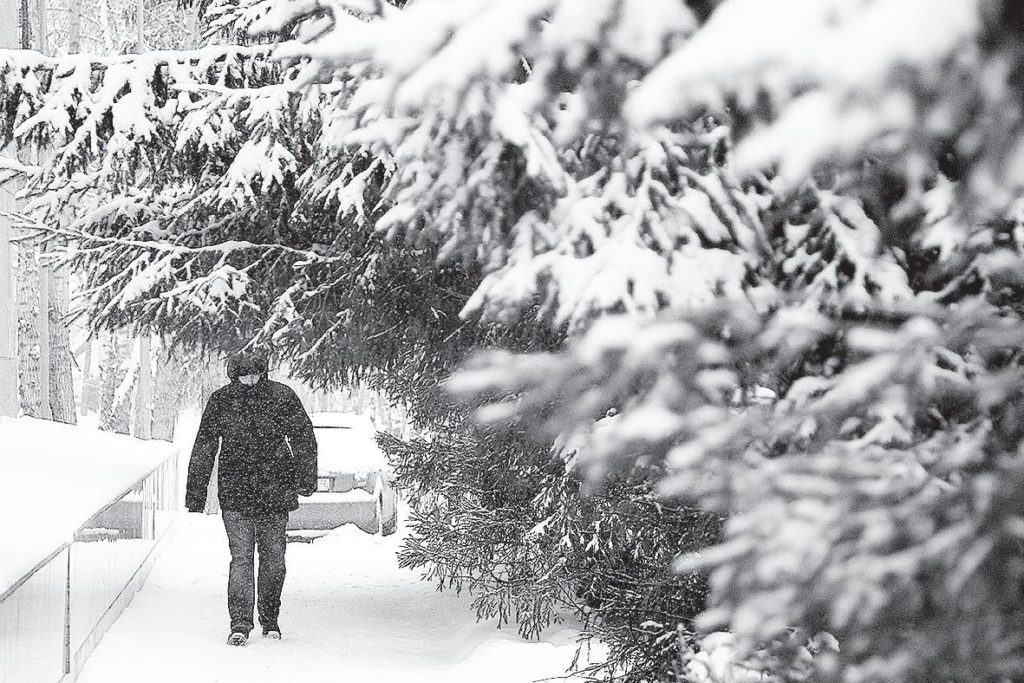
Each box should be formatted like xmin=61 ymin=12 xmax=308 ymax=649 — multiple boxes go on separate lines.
xmin=0 ymin=418 xmax=178 ymax=596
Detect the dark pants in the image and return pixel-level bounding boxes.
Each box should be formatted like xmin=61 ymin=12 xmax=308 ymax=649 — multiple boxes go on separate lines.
xmin=222 ymin=510 xmax=288 ymax=634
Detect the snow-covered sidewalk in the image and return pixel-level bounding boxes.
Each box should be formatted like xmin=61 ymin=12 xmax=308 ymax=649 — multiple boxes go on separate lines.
xmin=77 ymin=513 xmax=595 ymax=683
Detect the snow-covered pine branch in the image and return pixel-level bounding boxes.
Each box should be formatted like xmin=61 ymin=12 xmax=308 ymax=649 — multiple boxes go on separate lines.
xmin=451 ymin=288 xmax=1024 ymax=679
xmin=0 ymin=43 xmax=396 ymax=358
xmin=252 ymin=0 xmax=917 ymax=334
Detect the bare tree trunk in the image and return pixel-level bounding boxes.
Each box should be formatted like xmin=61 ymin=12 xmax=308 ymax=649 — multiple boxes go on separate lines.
xmin=136 ymin=0 xmax=144 ymax=51
xmin=133 ymin=335 xmax=153 ymax=439
xmin=0 ymin=219 xmax=14 ymax=418
xmin=18 ymin=241 xmax=51 ymax=419
xmin=19 ymin=0 xmax=30 ymax=48
xmin=68 ymin=0 xmax=80 ymax=53
xmin=14 ymin=6 xmax=59 ymax=421
xmin=38 ymin=2 xmax=84 ymax=424
xmin=152 ymin=380 xmax=179 ymax=441
xmin=81 ymin=337 xmax=91 ymax=381
xmin=0 ymin=202 xmax=15 ymax=419
xmin=100 ymin=333 xmax=132 ymax=434
xmin=0 ymin=6 xmax=20 ymax=418
xmin=35 ymin=0 xmax=45 ymax=52
xmin=152 ymin=345 xmax=184 ymax=442
xmin=80 ymin=336 xmax=97 ymax=416
xmin=49 ymin=265 xmax=75 ymax=423
xmin=38 ymin=264 xmax=50 ymax=415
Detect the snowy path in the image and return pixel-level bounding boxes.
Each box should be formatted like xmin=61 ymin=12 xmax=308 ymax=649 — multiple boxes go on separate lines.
xmin=77 ymin=513 xmax=594 ymax=683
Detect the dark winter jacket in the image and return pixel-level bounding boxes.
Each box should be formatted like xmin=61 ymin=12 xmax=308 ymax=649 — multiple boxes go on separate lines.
xmin=185 ymin=375 xmax=318 ymax=515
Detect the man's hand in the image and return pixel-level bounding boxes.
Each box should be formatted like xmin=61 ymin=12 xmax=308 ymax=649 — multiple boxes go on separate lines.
xmin=298 ymin=487 xmax=315 ymax=497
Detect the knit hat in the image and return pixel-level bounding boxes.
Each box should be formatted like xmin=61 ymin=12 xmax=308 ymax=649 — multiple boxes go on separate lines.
xmin=226 ymin=350 xmax=269 ymax=380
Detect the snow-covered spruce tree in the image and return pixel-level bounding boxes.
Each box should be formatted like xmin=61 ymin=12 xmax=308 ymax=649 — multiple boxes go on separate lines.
xmin=248 ymin=2 xmax=797 ymax=676
xmin=431 ymin=1 xmax=1024 ymax=681
xmin=378 ymin=357 xmax=721 ymax=677
xmin=8 ymin=0 xmax=1016 ymax=680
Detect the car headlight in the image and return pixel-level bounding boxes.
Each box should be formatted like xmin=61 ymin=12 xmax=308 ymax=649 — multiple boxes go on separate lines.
xmin=317 ymin=476 xmax=333 ymax=492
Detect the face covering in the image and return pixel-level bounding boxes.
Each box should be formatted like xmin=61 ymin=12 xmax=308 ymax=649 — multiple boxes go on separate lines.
xmin=239 ymin=374 xmax=261 ymax=386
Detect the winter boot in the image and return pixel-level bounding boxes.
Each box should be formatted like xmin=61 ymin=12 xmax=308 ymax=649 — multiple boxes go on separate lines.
xmin=227 ymin=630 xmax=249 ymax=647
xmin=262 ymin=625 xmax=282 ymax=640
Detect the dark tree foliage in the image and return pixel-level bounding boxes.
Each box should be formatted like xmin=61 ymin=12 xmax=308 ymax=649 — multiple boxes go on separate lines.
xmin=381 ymin=423 xmax=721 ymax=681
xmin=0 ymin=40 xmax=720 ymax=679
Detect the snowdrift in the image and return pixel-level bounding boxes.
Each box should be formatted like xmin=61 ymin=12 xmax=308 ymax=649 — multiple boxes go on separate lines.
xmin=0 ymin=417 xmax=177 ymax=595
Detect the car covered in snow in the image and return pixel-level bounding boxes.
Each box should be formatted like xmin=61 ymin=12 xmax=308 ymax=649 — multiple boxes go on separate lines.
xmin=286 ymin=412 xmax=398 ymax=536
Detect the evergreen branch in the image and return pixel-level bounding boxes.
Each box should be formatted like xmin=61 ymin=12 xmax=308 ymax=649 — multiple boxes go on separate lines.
xmin=0 ymin=211 xmax=340 ymax=262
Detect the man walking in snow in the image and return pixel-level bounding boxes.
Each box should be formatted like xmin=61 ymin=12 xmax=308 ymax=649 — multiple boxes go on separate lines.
xmin=185 ymin=350 xmax=318 ymax=646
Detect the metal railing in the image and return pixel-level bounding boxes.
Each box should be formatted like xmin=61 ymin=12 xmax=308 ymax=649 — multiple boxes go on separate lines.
xmin=0 ymin=450 xmax=180 ymax=683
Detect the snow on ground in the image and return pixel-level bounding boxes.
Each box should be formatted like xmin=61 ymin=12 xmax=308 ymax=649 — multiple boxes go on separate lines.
xmin=77 ymin=511 xmax=599 ymax=683
xmin=0 ymin=417 xmax=177 ymax=595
